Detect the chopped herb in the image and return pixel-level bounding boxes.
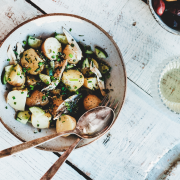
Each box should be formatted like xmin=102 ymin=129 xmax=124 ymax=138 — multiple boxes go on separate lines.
xmin=25 ymin=54 xmax=28 ymax=56
xmin=23 ymin=41 xmax=26 ymax=45
xmin=17 ymin=72 xmax=20 ymax=75
xmin=14 ymin=102 xmax=16 ymax=105
xmin=5 ymin=106 xmax=8 ymax=109
xmin=74 ymin=86 xmax=77 ymax=89
xmin=62 ymin=121 xmax=65 ymax=123
xmin=76 ymin=91 xmax=79 ymax=94
xmin=27 ymin=94 xmax=30 ymax=97
xmin=7 ymin=59 xmax=10 ymax=61
xmin=80 ymin=75 xmax=82 ymax=78
xmin=61 ymin=114 xmax=65 ymax=116
xmin=73 ymin=59 xmax=76 ymax=62
xmin=38 ymin=62 xmax=44 ymax=66
xmin=30 ymin=85 xmax=34 ymax=90
xmin=70 ymin=79 xmax=78 ymax=81
xmin=51 ymin=55 xmax=55 ymax=58
xmin=88 ymin=81 xmax=92 ymax=83
xmin=21 ymin=92 xmax=24 ymax=94
xmin=69 ymin=28 xmax=72 ymax=32
xmin=22 ymin=67 xmax=27 ymax=72
xmin=57 ymin=58 xmax=60 ymax=62
xmin=14 ymin=51 xmax=18 ymax=56
xmin=53 ymin=51 xmax=55 ymax=53
xmin=8 ymin=78 xmax=11 ymax=81
xmin=27 ymin=67 xmax=31 ymax=71
xmin=20 ymin=76 xmax=22 ymax=79
xmin=59 ymin=118 xmax=61 ymax=121
xmin=71 ymin=43 xmax=74 ymax=47
xmin=12 ymin=96 xmax=15 ymax=100
xmin=79 ymin=35 xmax=84 ymax=36
xmin=37 ymin=124 xmax=39 ymax=127
xmin=42 ymin=96 xmax=46 ymax=101
xmin=55 ymin=32 xmax=57 ymax=36
xmin=25 ymin=58 xmax=29 ymax=63
xmin=69 ymin=54 xmax=73 ymax=58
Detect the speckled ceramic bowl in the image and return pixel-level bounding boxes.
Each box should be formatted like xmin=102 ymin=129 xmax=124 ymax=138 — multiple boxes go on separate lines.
xmin=0 ymin=14 xmax=127 ymax=152
xmin=148 ymin=0 xmax=180 ymax=35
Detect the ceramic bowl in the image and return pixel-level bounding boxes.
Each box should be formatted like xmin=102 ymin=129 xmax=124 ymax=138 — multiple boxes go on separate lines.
xmin=148 ymin=0 xmax=180 ymax=35
xmin=0 ymin=14 xmax=127 ymax=152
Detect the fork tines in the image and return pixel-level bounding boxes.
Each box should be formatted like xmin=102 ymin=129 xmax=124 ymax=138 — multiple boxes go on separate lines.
xmin=101 ymin=94 xmax=119 ymax=111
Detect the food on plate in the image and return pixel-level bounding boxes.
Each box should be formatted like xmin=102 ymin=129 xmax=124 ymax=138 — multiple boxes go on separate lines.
xmin=153 ymin=0 xmax=180 ymax=28
xmin=83 ymin=94 xmax=101 ymax=110
xmin=2 ymin=27 xmax=112 ymax=134
xmin=153 ymin=0 xmax=165 ymax=16
xmin=56 ymin=115 xmax=76 ymax=136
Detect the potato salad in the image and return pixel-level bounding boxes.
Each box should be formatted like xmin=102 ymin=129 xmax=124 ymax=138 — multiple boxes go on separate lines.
xmin=2 ymin=27 xmax=111 ymax=134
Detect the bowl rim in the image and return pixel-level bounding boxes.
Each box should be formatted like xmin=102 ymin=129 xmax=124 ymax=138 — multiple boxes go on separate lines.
xmin=0 ymin=13 xmax=127 ymax=152
xmin=147 ymin=0 xmax=180 ymax=36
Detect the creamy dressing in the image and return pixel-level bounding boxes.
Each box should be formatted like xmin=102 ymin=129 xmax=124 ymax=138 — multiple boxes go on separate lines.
xmin=160 ymin=68 xmax=180 ymax=103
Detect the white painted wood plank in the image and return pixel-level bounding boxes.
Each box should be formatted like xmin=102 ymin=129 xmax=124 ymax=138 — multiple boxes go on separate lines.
xmin=0 ymin=122 xmax=85 ymax=180
xmin=0 ymin=0 xmax=42 ymax=43
xmin=0 ymin=1 xmax=85 ymax=179
xmin=31 ymin=0 xmax=180 ymax=95
xmin=63 ymin=79 xmax=180 ymax=180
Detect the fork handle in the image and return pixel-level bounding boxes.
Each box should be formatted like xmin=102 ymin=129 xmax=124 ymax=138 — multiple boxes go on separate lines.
xmin=0 ymin=130 xmax=74 ymax=159
xmin=40 ymin=137 xmax=82 ymax=180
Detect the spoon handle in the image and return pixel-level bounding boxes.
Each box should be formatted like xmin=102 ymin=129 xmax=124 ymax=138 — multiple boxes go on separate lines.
xmin=0 ymin=130 xmax=74 ymax=159
xmin=40 ymin=137 xmax=82 ymax=180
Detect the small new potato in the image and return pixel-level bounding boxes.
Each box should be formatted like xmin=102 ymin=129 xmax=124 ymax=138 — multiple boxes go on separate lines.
xmin=41 ymin=37 xmax=62 ymax=60
xmin=52 ymin=96 xmax=64 ymax=116
xmin=7 ymin=64 xmax=25 ymax=87
xmin=62 ymin=70 xmax=84 ymax=91
xmin=63 ymin=45 xmax=80 ymax=64
xmin=56 ymin=115 xmax=76 ymax=136
xmin=26 ymin=90 xmax=49 ymax=107
xmin=21 ymin=48 xmax=44 ymax=75
xmin=83 ymin=94 xmax=101 ymax=110
xmin=83 ymin=77 xmax=99 ymax=90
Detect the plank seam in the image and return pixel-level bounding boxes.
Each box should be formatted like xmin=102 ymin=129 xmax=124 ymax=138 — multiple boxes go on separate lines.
xmin=25 ymin=0 xmax=47 ymax=14
xmin=53 ymin=152 xmax=92 ymax=180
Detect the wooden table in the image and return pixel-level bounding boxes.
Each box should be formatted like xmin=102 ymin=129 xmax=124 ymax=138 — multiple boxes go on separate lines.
xmin=1 ymin=0 xmax=180 ymax=179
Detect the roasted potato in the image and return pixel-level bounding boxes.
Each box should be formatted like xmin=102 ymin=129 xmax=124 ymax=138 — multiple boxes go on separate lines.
xmin=41 ymin=37 xmax=62 ymax=60
xmin=62 ymin=70 xmax=84 ymax=91
xmin=7 ymin=64 xmax=25 ymax=87
xmin=26 ymin=90 xmax=49 ymax=107
xmin=83 ymin=94 xmax=101 ymax=110
xmin=52 ymin=96 xmax=64 ymax=116
xmin=63 ymin=45 xmax=80 ymax=64
xmin=83 ymin=77 xmax=99 ymax=90
xmin=56 ymin=115 xmax=76 ymax=136
xmin=26 ymin=75 xmax=40 ymax=86
xmin=21 ymin=48 xmax=44 ymax=75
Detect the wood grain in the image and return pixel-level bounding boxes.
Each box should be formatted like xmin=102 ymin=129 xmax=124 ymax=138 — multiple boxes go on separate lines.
xmin=31 ymin=0 xmax=180 ymax=95
xmin=41 ymin=138 xmax=82 ymax=180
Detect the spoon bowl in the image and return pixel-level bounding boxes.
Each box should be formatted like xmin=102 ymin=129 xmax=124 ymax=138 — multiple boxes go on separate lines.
xmin=76 ymin=106 xmax=114 ymax=139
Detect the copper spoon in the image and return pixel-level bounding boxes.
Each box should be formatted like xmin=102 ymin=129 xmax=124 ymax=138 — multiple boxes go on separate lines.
xmin=40 ymin=96 xmax=118 ymax=180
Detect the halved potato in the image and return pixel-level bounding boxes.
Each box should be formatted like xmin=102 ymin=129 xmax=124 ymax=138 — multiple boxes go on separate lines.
xmin=83 ymin=94 xmax=101 ymax=110
xmin=31 ymin=111 xmax=51 ymax=129
xmin=83 ymin=77 xmax=99 ymax=90
xmin=7 ymin=89 xmax=28 ymax=111
xmin=62 ymin=70 xmax=84 ymax=91
xmin=7 ymin=64 xmax=25 ymax=87
xmin=21 ymin=48 xmax=44 ymax=75
xmin=56 ymin=115 xmax=76 ymax=136
xmin=63 ymin=45 xmax=80 ymax=64
xmin=26 ymin=90 xmax=49 ymax=107
xmin=41 ymin=37 xmax=62 ymax=60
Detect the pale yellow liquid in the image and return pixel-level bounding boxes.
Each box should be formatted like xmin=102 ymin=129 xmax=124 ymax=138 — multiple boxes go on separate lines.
xmin=160 ymin=69 xmax=180 ymax=103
